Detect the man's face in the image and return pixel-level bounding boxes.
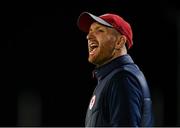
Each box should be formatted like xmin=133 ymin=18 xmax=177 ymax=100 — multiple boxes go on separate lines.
xmin=86 ymin=22 xmax=118 ymax=66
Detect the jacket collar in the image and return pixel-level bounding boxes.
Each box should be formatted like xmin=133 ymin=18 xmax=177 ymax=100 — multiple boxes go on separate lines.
xmin=93 ymin=54 xmax=134 ymax=81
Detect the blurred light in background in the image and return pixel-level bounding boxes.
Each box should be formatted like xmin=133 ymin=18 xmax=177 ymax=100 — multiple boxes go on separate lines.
xmin=17 ymin=89 xmax=42 ymax=126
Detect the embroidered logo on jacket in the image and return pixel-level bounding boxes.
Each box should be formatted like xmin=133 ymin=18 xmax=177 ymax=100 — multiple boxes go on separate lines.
xmin=89 ymin=95 xmax=96 ymax=110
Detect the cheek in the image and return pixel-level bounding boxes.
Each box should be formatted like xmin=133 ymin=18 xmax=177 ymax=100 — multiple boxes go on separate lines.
xmin=101 ymin=37 xmax=115 ymax=50
xmin=100 ymin=42 xmax=114 ymax=56
xmin=98 ymin=35 xmax=116 ymax=53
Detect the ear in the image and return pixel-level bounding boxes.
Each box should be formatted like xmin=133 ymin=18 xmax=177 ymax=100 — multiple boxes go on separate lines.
xmin=115 ymin=35 xmax=127 ymax=50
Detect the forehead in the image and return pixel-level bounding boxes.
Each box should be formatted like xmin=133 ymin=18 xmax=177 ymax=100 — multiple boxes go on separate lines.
xmin=89 ymin=22 xmax=119 ymax=35
xmin=90 ymin=22 xmax=108 ymax=29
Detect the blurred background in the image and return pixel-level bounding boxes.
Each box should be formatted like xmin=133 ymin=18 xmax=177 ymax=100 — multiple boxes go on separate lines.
xmin=4 ymin=0 xmax=179 ymax=126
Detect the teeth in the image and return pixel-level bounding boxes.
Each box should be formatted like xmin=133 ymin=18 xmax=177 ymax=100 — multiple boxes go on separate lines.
xmin=91 ymin=44 xmax=97 ymax=47
xmin=90 ymin=48 xmax=97 ymax=55
xmin=89 ymin=42 xmax=98 ymax=47
xmin=88 ymin=40 xmax=98 ymax=54
xmin=89 ymin=41 xmax=98 ymax=46
xmin=89 ymin=45 xmax=98 ymax=52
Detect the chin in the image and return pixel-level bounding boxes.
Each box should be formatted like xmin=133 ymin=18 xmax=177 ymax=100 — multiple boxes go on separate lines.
xmin=88 ymin=57 xmax=97 ymax=64
xmin=88 ymin=58 xmax=95 ymax=64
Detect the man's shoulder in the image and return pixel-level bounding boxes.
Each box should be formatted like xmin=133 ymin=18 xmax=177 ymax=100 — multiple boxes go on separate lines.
xmin=110 ymin=67 xmax=139 ymax=84
xmin=111 ymin=63 xmax=141 ymax=79
xmin=108 ymin=64 xmax=143 ymax=90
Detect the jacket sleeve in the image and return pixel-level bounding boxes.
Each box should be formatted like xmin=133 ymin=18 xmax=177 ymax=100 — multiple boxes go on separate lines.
xmin=106 ymin=72 xmax=143 ymax=127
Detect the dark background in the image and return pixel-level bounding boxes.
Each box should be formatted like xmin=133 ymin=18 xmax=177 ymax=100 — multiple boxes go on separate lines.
xmin=4 ymin=0 xmax=179 ymax=126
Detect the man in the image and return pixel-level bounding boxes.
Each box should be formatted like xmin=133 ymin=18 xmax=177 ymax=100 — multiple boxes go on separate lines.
xmin=77 ymin=12 xmax=153 ymax=127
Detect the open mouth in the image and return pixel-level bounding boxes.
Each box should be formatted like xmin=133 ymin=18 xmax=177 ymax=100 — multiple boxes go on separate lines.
xmin=89 ymin=43 xmax=98 ymax=55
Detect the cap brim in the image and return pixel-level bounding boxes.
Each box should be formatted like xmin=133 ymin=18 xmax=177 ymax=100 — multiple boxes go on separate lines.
xmin=77 ymin=12 xmax=113 ymax=33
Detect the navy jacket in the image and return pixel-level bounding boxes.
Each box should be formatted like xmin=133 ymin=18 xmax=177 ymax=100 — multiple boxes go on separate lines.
xmin=85 ymin=54 xmax=153 ymax=127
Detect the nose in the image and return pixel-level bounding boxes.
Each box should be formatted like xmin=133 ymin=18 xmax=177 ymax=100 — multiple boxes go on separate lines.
xmin=86 ymin=31 xmax=94 ymax=40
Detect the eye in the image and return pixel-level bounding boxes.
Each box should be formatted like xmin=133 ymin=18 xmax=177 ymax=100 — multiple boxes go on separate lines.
xmin=97 ymin=29 xmax=104 ymax=32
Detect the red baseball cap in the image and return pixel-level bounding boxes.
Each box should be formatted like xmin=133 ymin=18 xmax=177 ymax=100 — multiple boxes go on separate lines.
xmin=77 ymin=12 xmax=133 ymax=49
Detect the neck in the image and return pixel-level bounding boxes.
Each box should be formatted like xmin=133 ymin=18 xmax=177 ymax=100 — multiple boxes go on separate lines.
xmin=95 ymin=46 xmax=127 ymax=68
xmin=96 ymin=51 xmax=127 ymax=68
xmin=114 ymin=45 xmax=127 ymax=58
